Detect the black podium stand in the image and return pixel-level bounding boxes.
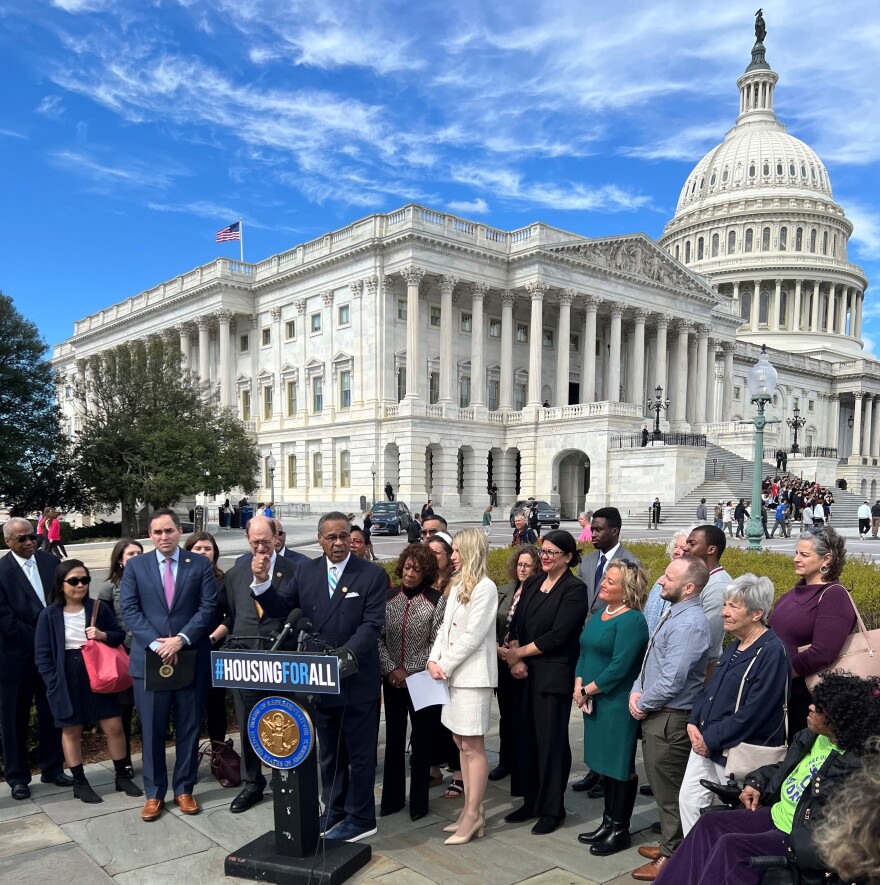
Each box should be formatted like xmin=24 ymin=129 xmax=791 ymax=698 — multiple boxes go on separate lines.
xmin=212 ymin=650 xmax=372 ymax=885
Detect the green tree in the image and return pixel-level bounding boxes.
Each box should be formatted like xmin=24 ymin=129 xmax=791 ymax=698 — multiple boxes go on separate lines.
xmin=72 ymin=337 xmax=258 ymax=535
xmin=0 ymin=291 xmax=87 ymax=515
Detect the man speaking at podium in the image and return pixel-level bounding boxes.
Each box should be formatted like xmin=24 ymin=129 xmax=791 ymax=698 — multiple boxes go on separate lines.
xmin=221 ymin=516 xmax=300 ymax=813
xmin=299 ymin=511 xmax=387 ymax=843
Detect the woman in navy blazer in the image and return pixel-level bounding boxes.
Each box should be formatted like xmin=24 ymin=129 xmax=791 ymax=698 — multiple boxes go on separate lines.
xmin=35 ymin=559 xmax=143 ymax=804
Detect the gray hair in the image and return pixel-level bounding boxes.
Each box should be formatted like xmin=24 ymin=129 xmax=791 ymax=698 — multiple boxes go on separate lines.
xmin=3 ymin=518 xmax=33 ymax=539
xmin=318 ymin=511 xmax=351 ymax=534
xmin=665 ymin=529 xmax=690 ymax=559
xmin=723 ymin=573 xmax=775 ymax=624
xmin=577 ymin=511 xmax=588 ymax=520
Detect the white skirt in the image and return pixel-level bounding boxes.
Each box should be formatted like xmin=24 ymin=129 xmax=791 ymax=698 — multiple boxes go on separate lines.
xmin=441 ymin=685 xmax=492 ymax=736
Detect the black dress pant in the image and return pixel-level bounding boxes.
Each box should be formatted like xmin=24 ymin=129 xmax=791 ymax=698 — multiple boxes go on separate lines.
xmin=206 ymin=686 xmax=229 ymax=745
xmin=0 ymin=660 xmax=64 ymax=787
xmin=233 ymin=688 xmax=271 ymax=790
xmin=380 ymin=677 xmax=440 ymax=818
xmin=516 ymin=680 xmax=571 ymax=819
xmin=495 ymin=663 xmax=524 ymax=795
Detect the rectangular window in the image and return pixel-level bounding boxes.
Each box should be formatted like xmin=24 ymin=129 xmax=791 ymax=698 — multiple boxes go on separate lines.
xmin=261 ymin=327 xmax=271 ymax=347
xmin=312 ymin=377 xmax=323 ymax=412
xmin=808 ymin=400 xmax=815 ymax=412
xmin=488 ymin=380 xmax=499 ymax=411
xmin=313 ymin=453 xmax=323 ymax=487
xmin=430 ymin=306 xmax=441 ymax=328
xmin=734 ymin=385 xmax=742 ymax=400
xmin=310 ymin=313 xmax=322 ymax=334
xmin=429 ymin=372 xmax=440 ymax=404
xmin=239 ymin=334 xmax=249 ymax=353
xmin=337 ymin=304 xmax=350 ymax=327
xmin=286 ymin=381 xmax=297 ymax=416
xmin=489 ymin=318 xmax=501 ymax=338
xmin=285 ymin=320 xmax=296 ymax=340
xmin=460 ymin=313 xmax=472 ymax=333
xmin=397 ymin=300 xmax=407 ymax=321
xmin=340 ymin=370 xmax=351 ymax=409
xmin=514 ymin=383 xmax=526 ymax=411
xmin=516 ymin=323 xmax=528 ymax=343
xmin=241 ymin=389 xmax=251 ymax=422
xmin=339 ymin=450 xmax=350 ymax=488
xmin=459 ymin=376 xmax=471 ymax=408
xmin=263 ymin=386 xmax=273 ymax=420
xmin=542 ymin=329 xmax=554 ymax=349
xmin=397 ymin=368 xmax=406 ymax=402
xmin=287 ymin=454 xmax=297 ymax=488
xmin=570 ymin=334 xmax=580 ymax=353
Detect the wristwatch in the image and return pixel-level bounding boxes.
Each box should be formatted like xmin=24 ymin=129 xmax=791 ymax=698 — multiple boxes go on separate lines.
xmin=580 ymin=687 xmax=589 ymax=697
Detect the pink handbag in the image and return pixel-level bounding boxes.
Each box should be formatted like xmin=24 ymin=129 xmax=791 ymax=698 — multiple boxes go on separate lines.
xmin=81 ymin=600 xmax=134 ymax=694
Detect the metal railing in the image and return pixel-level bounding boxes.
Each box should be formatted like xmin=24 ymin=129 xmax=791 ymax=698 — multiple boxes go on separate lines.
xmin=274 ymin=503 xmax=313 ymax=519
xmin=610 ymin=432 xmax=707 ymax=449
xmin=763 ymin=445 xmax=838 ymax=461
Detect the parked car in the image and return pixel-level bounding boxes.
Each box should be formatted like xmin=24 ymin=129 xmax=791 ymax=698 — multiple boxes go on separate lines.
xmin=369 ymin=501 xmax=413 ymax=535
xmin=508 ymin=499 xmax=560 ymax=529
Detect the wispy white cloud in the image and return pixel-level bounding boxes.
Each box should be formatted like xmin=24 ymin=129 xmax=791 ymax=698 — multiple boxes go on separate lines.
xmin=448 ymin=198 xmax=490 ymax=215
xmin=0 ymin=127 xmax=27 ymax=139
xmin=51 ymin=0 xmax=114 ymax=11
xmin=35 ymin=95 xmax=64 ymax=119
xmin=49 ymin=148 xmax=184 ymax=191
xmin=621 ymin=122 xmax=730 ymax=162
xmin=844 ymin=203 xmax=880 ymax=260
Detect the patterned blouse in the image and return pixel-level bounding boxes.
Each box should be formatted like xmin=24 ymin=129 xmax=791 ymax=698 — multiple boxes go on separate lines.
xmin=379 ymin=583 xmax=446 ymax=676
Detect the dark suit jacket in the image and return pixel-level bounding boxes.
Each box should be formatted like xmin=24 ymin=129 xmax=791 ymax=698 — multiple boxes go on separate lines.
xmin=34 ymin=598 xmax=125 ymax=722
xmin=221 ymin=554 xmax=299 ymax=650
xmin=296 ymin=554 xmax=387 ymax=707
xmin=282 ymin=547 xmax=311 ymax=565
xmin=509 ymin=571 xmax=590 ymax=695
xmin=0 ymin=550 xmax=58 ymax=677
xmin=119 ymin=548 xmax=218 ymax=678
xmin=577 ymin=545 xmax=642 ymax=618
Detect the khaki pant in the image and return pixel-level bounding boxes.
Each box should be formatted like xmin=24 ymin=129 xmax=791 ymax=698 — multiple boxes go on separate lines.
xmin=872 ymin=516 xmax=880 ymax=538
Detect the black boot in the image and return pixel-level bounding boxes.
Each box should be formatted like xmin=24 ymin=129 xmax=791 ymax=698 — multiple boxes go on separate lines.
xmin=113 ymin=758 xmax=143 ymax=797
xmin=590 ymin=777 xmax=637 ymax=856
xmin=578 ymin=778 xmax=613 ymax=844
xmin=71 ymin=764 xmax=102 ymax=804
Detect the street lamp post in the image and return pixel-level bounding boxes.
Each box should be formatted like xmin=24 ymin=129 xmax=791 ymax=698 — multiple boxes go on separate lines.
xmin=267 ymin=453 xmax=276 ymax=510
xmin=786 ymin=405 xmax=806 ymax=455
xmin=745 ymin=346 xmax=780 ymax=551
xmin=647 ymin=385 xmax=670 ymax=442
xmin=370 ymin=462 xmax=377 ymax=506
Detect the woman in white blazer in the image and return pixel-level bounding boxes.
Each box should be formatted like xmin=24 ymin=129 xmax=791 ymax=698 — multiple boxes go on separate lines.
xmin=428 ymin=528 xmax=498 ymax=846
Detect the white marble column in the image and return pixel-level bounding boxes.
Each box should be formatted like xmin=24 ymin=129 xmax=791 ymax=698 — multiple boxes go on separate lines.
xmin=608 ymin=306 xmax=623 ymax=404
xmin=177 ymin=323 xmax=192 ymax=374
xmin=836 ymin=285 xmax=847 ymax=335
xmin=581 ymin=295 xmax=599 ymax=402
xmin=828 ymin=394 xmax=840 ymax=451
xmin=556 ymin=290 xmax=573 ymax=406
xmin=792 ymin=279 xmax=803 ymax=332
xmin=750 ymin=280 xmax=761 ymax=328
xmin=216 ymin=310 xmax=232 ymax=406
xmin=197 ymin=316 xmax=210 ymax=382
xmin=695 ymin=325 xmax=709 ymax=424
xmin=706 ymin=341 xmax=717 ymax=423
xmin=500 ymin=291 xmax=515 ymax=409
xmin=655 ymin=315 xmax=669 ymax=395
xmin=852 ymin=393 xmax=864 ymax=458
xmin=686 ymin=334 xmax=698 ymax=424
xmin=863 ymin=395 xmax=874 ymax=458
xmin=722 ymin=344 xmax=734 ymax=420
xmin=401 ymin=266 xmax=425 ymax=399
xmin=771 ymin=279 xmax=782 ymax=331
xmin=811 ymin=282 xmax=821 ymax=331
xmin=470 ymin=283 xmax=487 ymax=407
xmin=732 ymin=282 xmax=740 ymax=319
xmin=526 ymin=283 xmax=546 ymax=406
xmin=855 ymin=291 xmax=864 ymax=339
xmin=631 ymin=309 xmax=646 ymax=410
xmin=296 ymin=300 xmax=308 ymax=417
xmin=672 ymin=322 xmax=691 ymax=428
xmin=825 ymin=284 xmax=836 ymax=333
xmin=350 ymin=279 xmax=364 ymax=405
xmin=871 ymin=395 xmax=880 ymax=459
xmin=439 ymin=274 xmax=457 ymax=404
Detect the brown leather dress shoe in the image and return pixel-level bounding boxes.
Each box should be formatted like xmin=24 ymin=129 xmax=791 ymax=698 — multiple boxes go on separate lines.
xmin=631 ymin=856 xmax=668 ymax=880
xmin=141 ymin=799 xmax=165 ymax=822
xmin=174 ymin=794 xmax=199 ymax=815
xmin=638 ymin=845 xmax=662 ymax=860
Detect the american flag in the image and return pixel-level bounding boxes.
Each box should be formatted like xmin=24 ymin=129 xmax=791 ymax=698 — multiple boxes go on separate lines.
xmin=216 ymin=221 xmax=241 ymax=242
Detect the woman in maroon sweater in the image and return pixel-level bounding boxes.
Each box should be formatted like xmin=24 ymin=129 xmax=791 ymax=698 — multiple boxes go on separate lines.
xmin=768 ymin=526 xmax=855 ymax=734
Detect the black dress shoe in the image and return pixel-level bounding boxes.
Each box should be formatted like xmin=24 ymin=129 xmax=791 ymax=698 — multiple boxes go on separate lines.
xmin=639 ymin=784 xmax=654 ymax=796
xmin=11 ymin=784 xmax=31 ymax=800
xmin=531 ymin=814 xmax=564 ymax=835
xmin=589 ymin=824 xmax=631 ymax=856
xmin=578 ymin=814 xmax=612 ymax=844
xmin=41 ymin=772 xmax=74 ymax=786
xmin=571 ymin=771 xmax=600 ymax=792
xmin=230 ymin=788 xmax=264 ymax=814
xmin=504 ymin=804 xmax=535 ymax=823
xmin=488 ymin=765 xmax=509 ymax=781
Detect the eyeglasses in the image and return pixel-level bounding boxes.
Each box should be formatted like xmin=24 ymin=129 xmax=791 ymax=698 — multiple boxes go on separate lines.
xmin=12 ymin=533 xmax=38 ymax=543
xmin=64 ymin=576 xmax=92 ymax=587
xmin=538 ymin=548 xmax=563 ymax=559
xmin=320 ymin=533 xmax=350 ymax=543
xmin=248 ymin=539 xmax=274 ymax=549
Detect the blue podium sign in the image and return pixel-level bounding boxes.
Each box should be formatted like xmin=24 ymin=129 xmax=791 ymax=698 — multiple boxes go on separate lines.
xmin=210 ymin=650 xmax=340 ymax=695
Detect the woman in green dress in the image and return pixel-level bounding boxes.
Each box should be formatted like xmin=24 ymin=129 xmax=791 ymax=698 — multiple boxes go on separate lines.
xmin=574 ymin=560 xmax=649 ymax=856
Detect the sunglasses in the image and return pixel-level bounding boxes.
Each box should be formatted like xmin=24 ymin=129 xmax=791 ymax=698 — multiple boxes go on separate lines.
xmin=64 ymin=576 xmax=92 ymax=587
xmin=420 ymin=529 xmax=439 ymax=537
xmin=12 ymin=533 xmax=38 ymax=543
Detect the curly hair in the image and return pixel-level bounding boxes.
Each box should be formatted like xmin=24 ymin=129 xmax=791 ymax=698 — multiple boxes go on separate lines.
xmin=394 ymin=543 xmax=439 ymax=587
xmin=812 ymin=739 xmax=880 ymax=883
xmin=607 ymin=560 xmax=649 ymax=611
xmin=812 ymin=670 xmax=880 ymax=753
xmin=798 ymin=525 xmax=847 ymax=580
xmin=506 ymin=545 xmax=540 ymax=582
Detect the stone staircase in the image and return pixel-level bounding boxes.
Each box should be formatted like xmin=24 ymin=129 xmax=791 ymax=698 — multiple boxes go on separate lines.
xmin=659 ymin=444 xmax=865 ymax=529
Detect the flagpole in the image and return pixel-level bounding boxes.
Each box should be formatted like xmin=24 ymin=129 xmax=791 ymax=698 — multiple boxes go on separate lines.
xmin=239 ymin=217 xmax=244 ymax=264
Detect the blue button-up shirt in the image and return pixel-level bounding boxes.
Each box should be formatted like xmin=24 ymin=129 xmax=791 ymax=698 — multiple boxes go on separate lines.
xmin=633 ymin=596 xmax=711 ymax=712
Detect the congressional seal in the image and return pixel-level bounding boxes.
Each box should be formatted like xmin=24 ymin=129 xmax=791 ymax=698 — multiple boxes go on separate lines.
xmin=247 ymin=696 xmax=315 ymax=769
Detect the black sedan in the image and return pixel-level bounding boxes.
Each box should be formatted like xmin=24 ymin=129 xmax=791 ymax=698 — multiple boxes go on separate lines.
xmin=508 ymin=499 xmax=560 ymax=529
xmin=369 ymin=501 xmax=413 ymax=535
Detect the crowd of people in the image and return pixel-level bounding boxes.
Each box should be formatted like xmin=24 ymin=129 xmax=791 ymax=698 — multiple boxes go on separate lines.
xmin=1 ymin=504 xmax=877 ymax=884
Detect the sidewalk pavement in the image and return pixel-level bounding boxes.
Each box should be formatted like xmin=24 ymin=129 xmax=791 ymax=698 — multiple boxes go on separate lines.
xmin=1 ymin=704 xmax=660 ymax=885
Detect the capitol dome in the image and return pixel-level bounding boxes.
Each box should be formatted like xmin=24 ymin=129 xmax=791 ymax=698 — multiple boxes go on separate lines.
xmin=659 ymin=34 xmax=866 ymax=359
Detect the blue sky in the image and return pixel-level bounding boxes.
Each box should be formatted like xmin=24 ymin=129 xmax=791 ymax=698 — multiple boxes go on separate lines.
xmin=2 ymin=0 xmax=878 ymax=353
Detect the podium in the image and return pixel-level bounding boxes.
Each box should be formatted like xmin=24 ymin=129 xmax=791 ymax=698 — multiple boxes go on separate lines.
xmin=212 ymin=650 xmax=372 ymax=885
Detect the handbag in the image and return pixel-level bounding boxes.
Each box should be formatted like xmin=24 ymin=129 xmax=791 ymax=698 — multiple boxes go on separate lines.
xmin=198 ymin=739 xmax=242 ymax=788
xmin=80 ymin=601 xmax=134 ymax=694
xmin=723 ymin=645 xmax=788 ymax=780
xmin=799 ymin=585 xmax=880 ymax=690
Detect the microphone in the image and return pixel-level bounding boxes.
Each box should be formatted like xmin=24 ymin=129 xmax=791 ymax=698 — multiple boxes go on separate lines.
xmin=269 ymin=607 xmax=303 ymax=652
xmin=296 ymin=617 xmax=314 ymax=653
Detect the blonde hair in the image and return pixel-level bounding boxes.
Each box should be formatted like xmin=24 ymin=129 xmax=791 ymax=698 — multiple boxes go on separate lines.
xmin=607 ymin=560 xmax=649 ymax=611
xmin=451 ymin=528 xmax=489 ymax=604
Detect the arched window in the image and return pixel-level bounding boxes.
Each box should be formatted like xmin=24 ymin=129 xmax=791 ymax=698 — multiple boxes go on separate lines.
xmin=727 ymin=230 xmax=736 ymax=254
xmin=675 ymin=244 xmax=680 ymax=261
xmin=685 ymin=241 xmax=691 ymax=263
xmin=822 ymin=231 xmax=828 ymax=254
xmin=763 ymin=161 xmax=770 ymax=176
xmin=811 ymin=166 xmax=817 ymax=181
xmin=762 ymin=227 xmax=771 ymax=251
xmin=795 ymin=227 xmax=803 ymax=251
xmin=833 ymin=234 xmax=837 ymax=257
xmin=749 ymin=162 xmax=756 ymax=178
xmin=810 ymin=229 xmax=817 ymax=252
xmin=697 ymin=237 xmax=704 ymax=260
xmin=722 ymin=167 xmax=730 ymax=183
xmin=779 ymin=226 xmax=787 ymax=251
xmin=789 ymin=162 xmax=796 ymax=177
xmin=711 ymin=233 xmax=719 ymax=257
xmin=741 ymin=291 xmax=751 ymax=321
xmin=779 ymin=290 xmax=788 ymax=326
xmin=312 ymin=452 xmax=323 ymax=487
xmin=801 ymin=163 xmax=807 ymax=178
xmin=710 ymin=171 xmax=717 ymax=186
xmin=759 ymin=290 xmax=770 ymax=325
xmin=776 ymin=161 xmax=783 ymax=175
xmin=745 ymin=229 xmax=754 ymax=252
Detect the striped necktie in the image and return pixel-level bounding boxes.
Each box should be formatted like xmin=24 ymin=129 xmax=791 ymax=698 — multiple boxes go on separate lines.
xmin=328 ymin=565 xmax=339 ymax=598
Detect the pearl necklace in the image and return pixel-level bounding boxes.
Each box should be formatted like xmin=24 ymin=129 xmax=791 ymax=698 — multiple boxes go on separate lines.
xmin=605 ymin=604 xmax=627 ymax=616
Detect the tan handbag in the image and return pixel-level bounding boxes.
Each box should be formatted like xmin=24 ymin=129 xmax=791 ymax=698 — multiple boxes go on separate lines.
xmin=723 ymin=646 xmax=788 ymax=781
xmin=798 ymin=586 xmax=880 ymax=690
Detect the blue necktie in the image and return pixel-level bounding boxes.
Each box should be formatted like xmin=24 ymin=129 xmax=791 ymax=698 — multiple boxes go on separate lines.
xmin=328 ymin=566 xmax=339 ymax=598
xmin=593 ymin=553 xmax=606 ymax=592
